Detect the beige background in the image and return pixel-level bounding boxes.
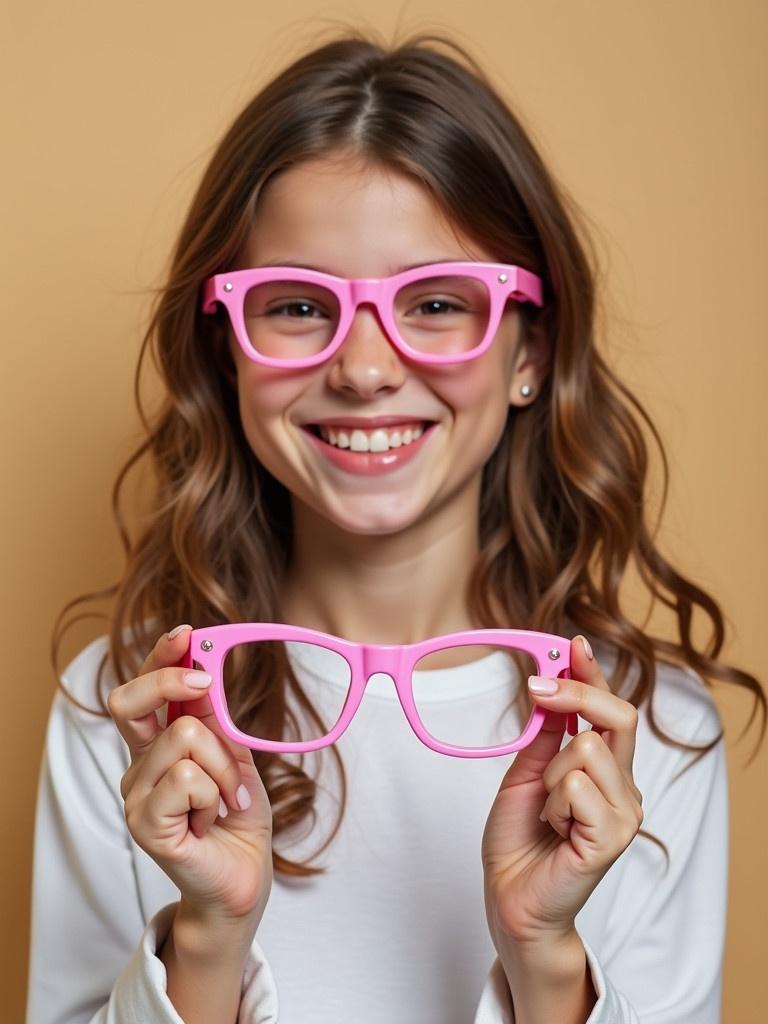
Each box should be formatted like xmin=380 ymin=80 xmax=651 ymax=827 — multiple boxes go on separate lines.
xmin=3 ymin=2 xmax=766 ymax=1020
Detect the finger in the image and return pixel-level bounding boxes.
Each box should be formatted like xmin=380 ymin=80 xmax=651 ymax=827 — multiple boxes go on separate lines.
xmin=542 ymin=729 xmax=638 ymax=812
xmin=189 ymin=791 xmax=229 ymax=840
xmin=107 ymin=662 xmax=212 ymax=757
xmin=127 ymin=714 xmax=244 ymax=815
xmin=107 ymin=625 xmax=195 ymax=752
xmin=138 ymin=624 xmax=194 ymax=676
xmin=139 ymin=758 xmax=223 ymax=840
xmin=527 ymin=635 xmax=639 ymax=771
xmin=540 ymin=768 xmax=610 ymax=841
xmin=542 ymin=768 xmax=642 ymax=858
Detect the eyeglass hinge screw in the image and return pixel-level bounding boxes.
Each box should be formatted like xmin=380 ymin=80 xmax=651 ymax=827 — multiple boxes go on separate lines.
xmin=547 ymin=648 xmax=560 ymax=660
xmin=498 ymin=273 xmax=508 ymax=283
xmin=201 ymin=640 xmax=214 ymax=652
xmin=223 ymin=282 xmax=233 ymax=292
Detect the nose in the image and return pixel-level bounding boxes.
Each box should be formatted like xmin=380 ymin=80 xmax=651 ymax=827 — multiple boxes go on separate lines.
xmin=325 ymin=300 xmax=407 ymax=398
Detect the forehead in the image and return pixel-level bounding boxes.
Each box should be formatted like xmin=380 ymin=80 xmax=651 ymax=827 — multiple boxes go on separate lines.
xmin=242 ymin=154 xmax=493 ymax=273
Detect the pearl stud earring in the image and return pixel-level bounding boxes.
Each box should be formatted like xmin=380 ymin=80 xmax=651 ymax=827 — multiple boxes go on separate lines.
xmin=520 ymin=384 xmax=533 ymax=397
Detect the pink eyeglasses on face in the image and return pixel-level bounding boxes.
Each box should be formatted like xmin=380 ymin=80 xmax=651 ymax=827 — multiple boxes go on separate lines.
xmin=200 ymin=261 xmax=545 ymax=368
xmin=167 ymin=624 xmax=577 ymax=758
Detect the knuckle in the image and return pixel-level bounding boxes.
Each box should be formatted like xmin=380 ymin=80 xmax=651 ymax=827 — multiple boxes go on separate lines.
xmin=573 ymin=731 xmax=601 ymax=758
xmin=169 ymin=716 xmax=204 ymax=746
xmin=123 ymin=795 xmax=140 ymax=832
xmin=168 ymin=758 xmax=200 ymax=788
xmin=613 ymin=809 xmax=641 ymax=848
xmin=620 ymin=821 xmax=639 ymax=849
xmin=620 ymin=703 xmax=639 ymax=731
xmin=106 ymin=686 xmax=123 ymax=720
xmin=563 ymin=769 xmax=587 ymax=796
xmin=569 ymin=685 xmax=586 ymax=712
xmin=119 ymin=769 xmax=132 ymax=801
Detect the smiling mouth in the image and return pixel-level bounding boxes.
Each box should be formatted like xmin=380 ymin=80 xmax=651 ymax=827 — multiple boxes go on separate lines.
xmin=302 ymin=420 xmax=435 ymax=453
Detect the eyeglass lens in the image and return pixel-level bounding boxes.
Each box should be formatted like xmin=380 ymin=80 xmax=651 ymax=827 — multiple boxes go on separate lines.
xmin=241 ymin=273 xmax=492 ymax=360
xmin=217 ymin=639 xmax=538 ymax=750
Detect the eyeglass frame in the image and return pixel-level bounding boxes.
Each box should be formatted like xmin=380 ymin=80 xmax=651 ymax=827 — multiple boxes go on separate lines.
xmin=200 ymin=261 xmax=545 ymax=368
xmin=167 ymin=623 xmax=578 ymax=759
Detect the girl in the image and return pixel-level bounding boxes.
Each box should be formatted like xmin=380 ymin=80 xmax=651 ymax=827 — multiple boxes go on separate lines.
xmin=27 ymin=30 xmax=763 ymax=1024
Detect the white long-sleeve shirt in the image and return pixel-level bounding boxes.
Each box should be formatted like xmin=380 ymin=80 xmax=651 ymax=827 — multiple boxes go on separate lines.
xmin=26 ymin=632 xmax=728 ymax=1023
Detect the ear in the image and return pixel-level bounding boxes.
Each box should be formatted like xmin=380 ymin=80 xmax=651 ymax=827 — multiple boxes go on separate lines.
xmin=508 ymin=315 xmax=552 ymax=408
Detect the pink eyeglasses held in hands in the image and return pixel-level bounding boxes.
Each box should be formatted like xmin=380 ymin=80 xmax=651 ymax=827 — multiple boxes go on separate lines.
xmin=201 ymin=261 xmax=545 ymax=368
xmin=167 ymin=624 xmax=577 ymax=758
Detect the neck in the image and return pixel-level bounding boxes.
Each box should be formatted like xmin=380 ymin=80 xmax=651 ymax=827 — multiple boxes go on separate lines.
xmin=280 ymin=493 xmax=482 ymax=644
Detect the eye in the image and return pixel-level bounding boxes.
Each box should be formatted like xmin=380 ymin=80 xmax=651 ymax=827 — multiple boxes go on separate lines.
xmin=267 ymin=300 xmax=330 ymax=319
xmin=412 ymin=298 xmax=464 ymax=316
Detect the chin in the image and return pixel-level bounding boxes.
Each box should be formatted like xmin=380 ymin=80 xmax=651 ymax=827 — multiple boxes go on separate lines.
xmin=335 ymin=510 xmax=419 ymax=537
xmin=322 ymin=494 xmax=426 ymax=537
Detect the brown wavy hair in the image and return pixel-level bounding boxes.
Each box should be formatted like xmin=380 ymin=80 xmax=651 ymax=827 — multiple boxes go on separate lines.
xmin=52 ymin=27 xmax=765 ymax=877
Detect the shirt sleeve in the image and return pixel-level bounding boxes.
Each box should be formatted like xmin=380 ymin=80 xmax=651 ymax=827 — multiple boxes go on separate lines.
xmin=473 ymin=693 xmax=728 ymax=1024
xmin=25 ymin=675 xmax=279 ymax=1024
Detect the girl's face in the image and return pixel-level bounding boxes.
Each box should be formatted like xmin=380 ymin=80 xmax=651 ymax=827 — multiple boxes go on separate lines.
xmin=228 ymin=153 xmax=548 ymax=538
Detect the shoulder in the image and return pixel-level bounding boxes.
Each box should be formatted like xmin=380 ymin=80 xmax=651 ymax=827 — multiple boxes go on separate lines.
xmin=45 ymin=635 xmax=125 ymax=781
xmin=59 ymin=632 xmax=113 ymax=708
xmin=648 ymin=659 xmax=723 ymax=746
xmin=40 ymin=633 xmax=143 ymax=850
xmin=51 ymin=621 xmax=157 ymax=751
xmin=591 ymin=638 xmax=723 ymax=747
xmin=58 ymin=618 xmax=161 ymax=710
xmin=587 ymin=643 xmax=727 ymax=820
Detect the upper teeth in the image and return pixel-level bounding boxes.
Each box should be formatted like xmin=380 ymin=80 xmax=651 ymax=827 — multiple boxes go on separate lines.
xmin=318 ymin=423 xmax=426 ymax=452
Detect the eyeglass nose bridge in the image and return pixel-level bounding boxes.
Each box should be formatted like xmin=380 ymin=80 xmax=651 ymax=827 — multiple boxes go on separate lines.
xmin=348 ymin=278 xmax=386 ymax=308
xmin=333 ymin=279 xmax=404 ymax=358
xmin=358 ymin=643 xmax=406 ymax=680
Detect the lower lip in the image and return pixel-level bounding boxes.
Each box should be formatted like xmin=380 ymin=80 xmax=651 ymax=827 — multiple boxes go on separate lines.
xmin=301 ymin=424 xmax=438 ymax=475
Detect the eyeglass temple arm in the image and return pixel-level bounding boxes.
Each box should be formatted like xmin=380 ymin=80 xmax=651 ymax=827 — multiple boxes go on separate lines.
xmin=558 ymin=665 xmax=579 ymax=735
xmin=201 ymin=278 xmax=217 ymax=314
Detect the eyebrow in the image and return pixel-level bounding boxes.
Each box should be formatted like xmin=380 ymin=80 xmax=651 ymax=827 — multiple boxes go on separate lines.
xmin=258 ymin=258 xmax=466 ymax=275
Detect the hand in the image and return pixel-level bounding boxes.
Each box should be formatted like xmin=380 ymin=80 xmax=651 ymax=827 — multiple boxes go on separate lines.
xmin=481 ymin=635 xmax=644 ymax=947
xmin=107 ymin=625 xmax=273 ymax=933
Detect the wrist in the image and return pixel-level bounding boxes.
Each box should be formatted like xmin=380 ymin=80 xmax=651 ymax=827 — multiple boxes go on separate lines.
xmin=494 ymin=928 xmax=597 ymax=1024
xmin=494 ymin=926 xmax=586 ymax=982
xmin=168 ymin=900 xmax=262 ymax=963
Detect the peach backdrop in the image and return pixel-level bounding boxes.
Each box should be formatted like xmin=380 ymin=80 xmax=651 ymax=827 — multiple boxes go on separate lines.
xmin=3 ymin=2 xmax=765 ymax=1021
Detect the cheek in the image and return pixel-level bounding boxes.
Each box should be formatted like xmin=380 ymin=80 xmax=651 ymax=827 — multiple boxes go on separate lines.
xmin=228 ymin=333 xmax=295 ymax=425
xmin=438 ymin=355 xmax=513 ymax=420
xmin=439 ymin=355 xmax=515 ymax=464
xmin=237 ymin=374 xmax=295 ymax=422
xmin=230 ymin=363 xmax=324 ymax=492
xmin=231 ymin=347 xmax=304 ymax=424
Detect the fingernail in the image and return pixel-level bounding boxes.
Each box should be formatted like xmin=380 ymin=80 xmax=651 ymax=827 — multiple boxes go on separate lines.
xmin=528 ymin=675 xmax=559 ymax=695
xmin=218 ymin=796 xmax=228 ymax=819
xmin=167 ymin=624 xmax=193 ymax=641
xmin=236 ymin=784 xmax=251 ymax=811
xmin=184 ymin=671 xmax=212 ymax=688
xmin=579 ymin=635 xmax=594 ymax=660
